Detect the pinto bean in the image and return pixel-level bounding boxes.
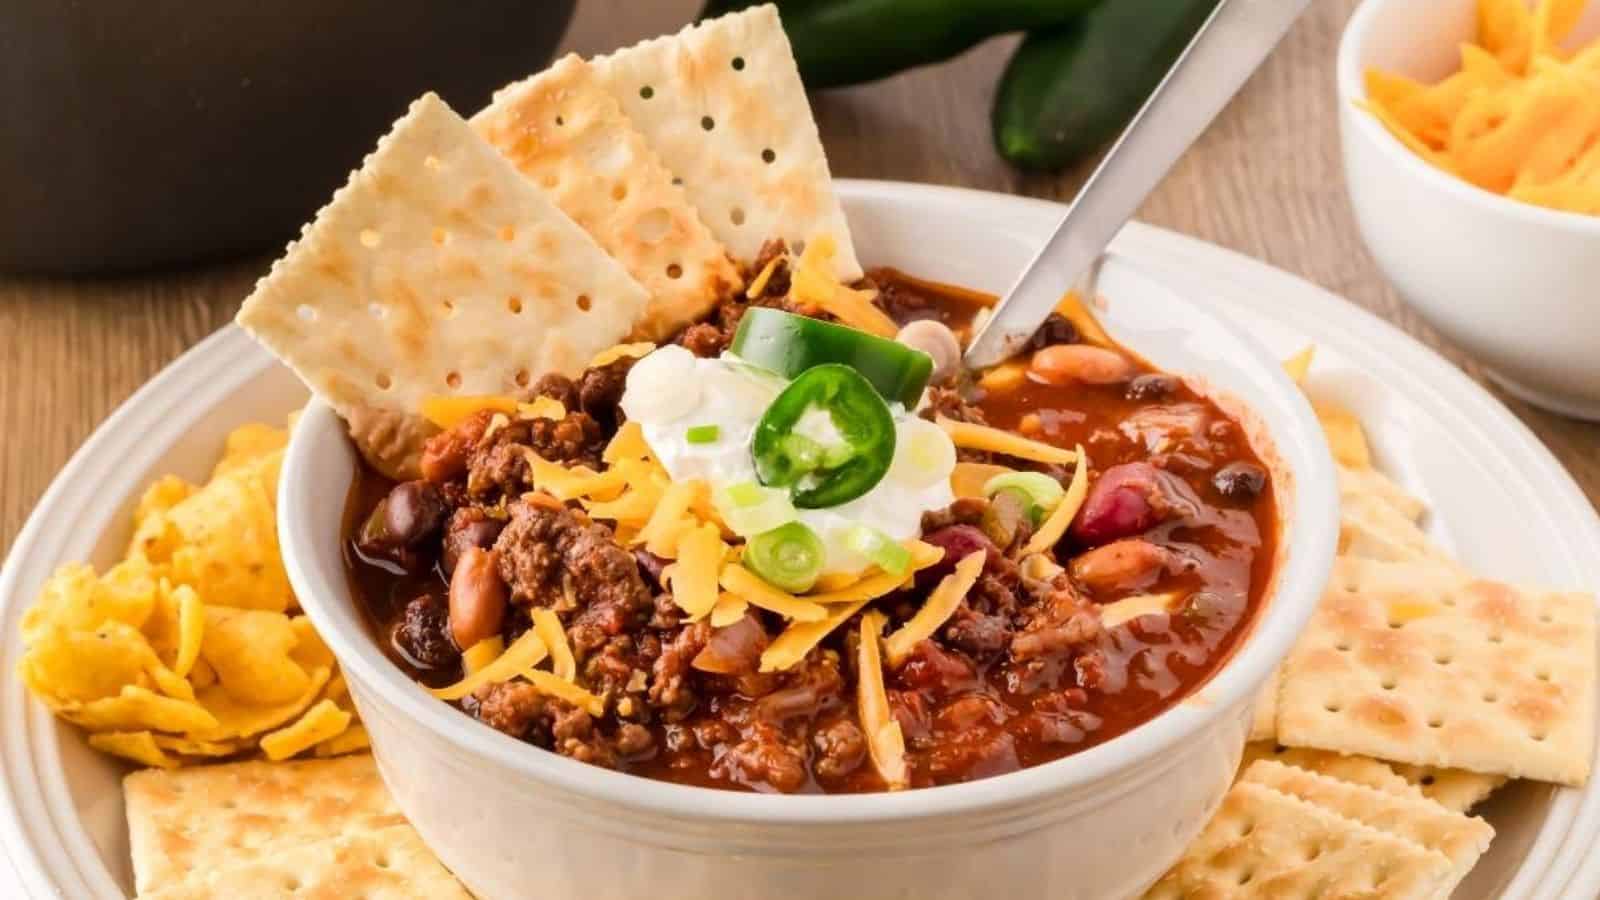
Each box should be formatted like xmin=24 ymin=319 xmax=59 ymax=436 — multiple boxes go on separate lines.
xmin=419 ymin=410 xmax=492 ymax=483
xmin=1070 ymin=538 xmax=1172 ymax=595
xmin=449 ymin=547 xmax=508 ymax=650
xmin=1028 ymin=344 xmax=1137 ymax=386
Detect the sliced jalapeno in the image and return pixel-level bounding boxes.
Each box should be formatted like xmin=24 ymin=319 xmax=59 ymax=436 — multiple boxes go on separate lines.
xmin=731 ymin=308 xmax=934 ymax=408
xmin=752 ymin=363 xmax=896 ymax=509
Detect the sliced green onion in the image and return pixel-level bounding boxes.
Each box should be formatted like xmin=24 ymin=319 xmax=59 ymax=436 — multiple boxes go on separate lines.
xmin=713 ymin=481 xmax=797 ymax=537
xmin=744 ymin=522 xmax=826 ymax=593
xmin=845 ymin=524 xmax=912 ymax=577
xmin=686 ymin=424 xmax=721 ymax=444
xmin=983 ymin=471 xmax=1065 ymax=511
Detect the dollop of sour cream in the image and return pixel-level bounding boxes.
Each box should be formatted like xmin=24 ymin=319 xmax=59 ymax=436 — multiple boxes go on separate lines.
xmin=620 ymin=345 xmax=956 ymax=576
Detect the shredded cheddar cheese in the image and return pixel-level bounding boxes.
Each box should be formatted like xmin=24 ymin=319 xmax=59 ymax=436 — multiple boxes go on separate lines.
xmin=710 ymin=592 xmax=750 ymax=627
xmin=1100 ymin=592 xmax=1185 ymax=629
xmin=746 ymin=255 xmax=781 ymax=299
xmin=672 ymin=523 xmax=726 ymax=620
xmin=857 ymin=611 xmax=909 ymax=790
xmin=1055 ymin=290 xmax=1114 ymax=348
xmin=1364 ymin=0 xmax=1600 ymax=215
xmin=530 ymin=609 xmax=576 ymax=682
xmin=590 ymin=342 xmax=657 ymax=368
xmin=462 ymin=636 xmax=505 ymax=676
xmin=883 ymin=551 xmax=986 ymax=666
xmin=524 ymin=670 xmax=605 ymax=717
xmin=1281 ymin=346 xmax=1315 ymax=385
xmin=790 ymin=235 xmax=898 ymax=337
xmin=760 ymin=596 xmax=876 ymax=672
xmin=1021 ymin=446 xmax=1089 ymax=556
xmin=431 ymin=631 xmax=547 ymax=702
xmin=936 ymin=416 xmax=1077 ymax=465
xmin=603 ymin=421 xmax=655 ymax=464
xmin=805 ymin=541 xmax=945 ymax=605
xmin=1312 ymin=400 xmax=1372 ymax=469
xmin=517 ymin=396 xmax=567 ymax=421
xmin=950 ymin=461 xmax=1017 ymax=499
xmin=635 ymin=480 xmax=704 ymax=558
xmin=420 ymin=394 xmax=518 ymax=429
xmin=523 ymin=451 xmax=628 ymax=502
xmin=719 ymin=564 xmax=828 ymax=622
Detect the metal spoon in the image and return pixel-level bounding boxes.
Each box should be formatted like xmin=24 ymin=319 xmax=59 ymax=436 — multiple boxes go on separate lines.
xmin=963 ymin=0 xmax=1313 ymax=370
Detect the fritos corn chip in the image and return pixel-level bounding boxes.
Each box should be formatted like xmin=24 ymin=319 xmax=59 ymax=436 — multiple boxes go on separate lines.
xmin=16 ymin=419 xmax=365 ymax=769
xmin=1363 ymin=0 xmax=1600 ymax=215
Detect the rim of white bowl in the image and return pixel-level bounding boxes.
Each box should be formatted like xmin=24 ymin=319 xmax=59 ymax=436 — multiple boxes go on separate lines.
xmin=1337 ymin=0 xmax=1600 ymax=236
xmin=280 ymin=228 xmax=1340 ymax=826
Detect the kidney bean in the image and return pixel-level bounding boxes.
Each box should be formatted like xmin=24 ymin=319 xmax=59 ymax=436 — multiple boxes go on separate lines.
xmin=1124 ymin=373 xmax=1181 ymax=401
xmin=449 ymin=547 xmax=508 ymax=650
xmin=1070 ymin=462 xmax=1162 ymax=546
xmin=1028 ymin=345 xmax=1136 ymax=386
xmin=383 ymin=481 xmax=447 ymax=548
xmin=1024 ymin=313 xmax=1079 ymax=351
xmin=917 ymin=525 xmax=999 ymax=589
xmin=1070 ymin=538 xmax=1171 ymax=595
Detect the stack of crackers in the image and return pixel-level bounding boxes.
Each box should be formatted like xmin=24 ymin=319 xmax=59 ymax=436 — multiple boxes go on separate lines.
xmin=125 ymin=755 xmax=470 ymax=899
xmin=236 ymin=4 xmax=862 ymax=432
xmin=1145 ymin=358 xmax=1597 ymax=898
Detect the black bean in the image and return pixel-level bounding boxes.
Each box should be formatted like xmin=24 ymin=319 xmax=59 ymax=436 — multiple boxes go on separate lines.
xmin=1212 ymin=461 xmax=1268 ymax=500
xmin=1025 ymin=313 xmax=1079 ymax=351
xmin=1124 ymin=373 xmax=1181 ymax=402
xmin=384 ymin=481 xmax=447 ymax=547
xmin=392 ymin=593 xmax=460 ymax=670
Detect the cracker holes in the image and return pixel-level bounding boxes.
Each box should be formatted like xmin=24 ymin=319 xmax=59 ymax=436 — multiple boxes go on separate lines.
xmin=1442 ymin=596 xmax=1456 ymax=607
xmin=612 ymin=183 xmax=628 ymax=202
xmin=1335 ymin=641 xmax=1353 ymax=652
xmin=732 ymin=56 xmax=746 ymax=71
xmin=507 ymin=296 xmax=523 ymax=314
xmin=359 ymin=228 xmax=381 ymax=249
xmin=1427 ymin=716 xmax=1443 ymax=729
xmin=793 ymin=239 xmax=808 ymax=255
xmin=1532 ymin=731 xmax=1549 ymax=742
xmin=295 ymin=305 xmax=318 ymax=323
xmin=1539 ymin=612 xmax=1554 ymax=624
xmin=423 ymin=154 xmax=443 ymax=171
xmin=1324 ymin=701 xmax=1342 ymax=714
xmin=1380 ymin=677 xmax=1397 ymax=691
xmin=1483 ymin=689 xmax=1500 ymax=704
xmin=1419 ymin=774 xmax=1436 ymax=786
xmin=375 ymin=853 xmax=392 ymax=870
xmin=514 ymin=369 xmax=530 ymax=388
xmin=576 ymin=294 xmax=592 ymax=312
xmin=555 ymin=115 xmax=565 ymax=127
xmin=221 ymin=799 xmax=237 ymax=810
xmin=1434 ymin=652 xmax=1453 ymax=666
xmin=701 ymin=115 xmax=715 ymax=131
xmin=1303 ymin=843 xmax=1324 ymax=862
xmin=446 ymin=371 xmax=462 ymax=390
xmin=1536 ymin=669 xmax=1552 ymax=682
xmin=1236 ymin=870 xmax=1255 ymax=887
xmin=1387 ymin=619 xmax=1405 ymax=630
xmin=1488 ymin=632 xmax=1504 ymax=644
xmin=761 ymin=148 xmax=776 ymax=164
xmin=541 ymin=173 xmax=559 ymax=190
xmin=442 ymin=299 xmax=457 ymax=317
xmin=730 ymin=207 xmax=746 ymax=226
xmin=284 ymin=876 xmax=303 ymax=891
xmin=671 ymin=176 xmax=683 ymax=186
xmin=666 ymin=263 xmax=683 ymax=280
xmin=431 ymin=227 xmax=449 ymax=246
xmin=375 ymin=373 xmax=392 ymax=391
xmin=1237 ymin=821 xmax=1255 ymax=839
xmin=640 ymin=85 xmax=654 ymax=99
xmin=367 ymin=303 xmax=387 ymax=320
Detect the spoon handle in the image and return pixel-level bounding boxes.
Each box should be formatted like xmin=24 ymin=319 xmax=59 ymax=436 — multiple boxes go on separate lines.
xmin=963 ymin=0 xmax=1312 ymax=370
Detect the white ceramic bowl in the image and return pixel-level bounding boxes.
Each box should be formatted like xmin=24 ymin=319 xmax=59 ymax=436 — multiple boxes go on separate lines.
xmin=1337 ymin=0 xmax=1600 ymax=420
xmin=278 ymin=194 xmax=1338 ymax=900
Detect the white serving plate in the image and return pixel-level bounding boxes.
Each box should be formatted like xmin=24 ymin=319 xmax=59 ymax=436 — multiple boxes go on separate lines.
xmin=1 ymin=181 xmax=1597 ymax=898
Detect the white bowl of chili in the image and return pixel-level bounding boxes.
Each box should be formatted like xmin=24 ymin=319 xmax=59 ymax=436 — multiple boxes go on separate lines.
xmin=279 ymin=182 xmax=1338 ymax=900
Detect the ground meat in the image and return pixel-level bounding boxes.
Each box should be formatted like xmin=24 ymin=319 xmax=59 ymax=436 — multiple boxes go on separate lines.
xmin=943 ymin=605 xmax=1014 ymax=659
xmin=872 ymin=275 xmax=933 ymax=324
xmin=650 ymin=621 xmax=710 ymax=722
xmin=576 ymin=357 xmax=634 ymax=432
xmin=676 ymin=323 xmax=729 ymax=357
xmin=527 ymin=412 xmax=606 ymax=468
xmin=923 ymin=385 xmax=987 ymax=426
xmin=919 ymin=497 xmax=989 ymax=532
xmin=749 ymin=239 xmax=792 ymax=299
xmin=1010 ymin=579 xmax=1103 ymax=663
xmin=532 ymin=372 xmax=578 ymax=409
xmin=420 ymin=409 xmax=494 ymax=484
xmin=493 ymin=500 xmax=653 ymax=649
xmin=811 ymin=718 xmax=866 ymax=780
xmin=474 ymin=681 xmax=556 ymax=742
xmin=391 ymin=594 xmax=459 ymax=670
xmin=713 ymin=721 xmax=808 ymax=793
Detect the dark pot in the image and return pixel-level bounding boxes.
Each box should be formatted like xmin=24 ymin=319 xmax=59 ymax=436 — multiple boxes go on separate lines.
xmin=0 ymin=2 xmax=576 ymax=274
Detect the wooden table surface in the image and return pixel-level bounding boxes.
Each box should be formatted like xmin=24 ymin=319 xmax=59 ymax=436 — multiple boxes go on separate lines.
xmin=2 ymin=0 xmax=1596 ymax=555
